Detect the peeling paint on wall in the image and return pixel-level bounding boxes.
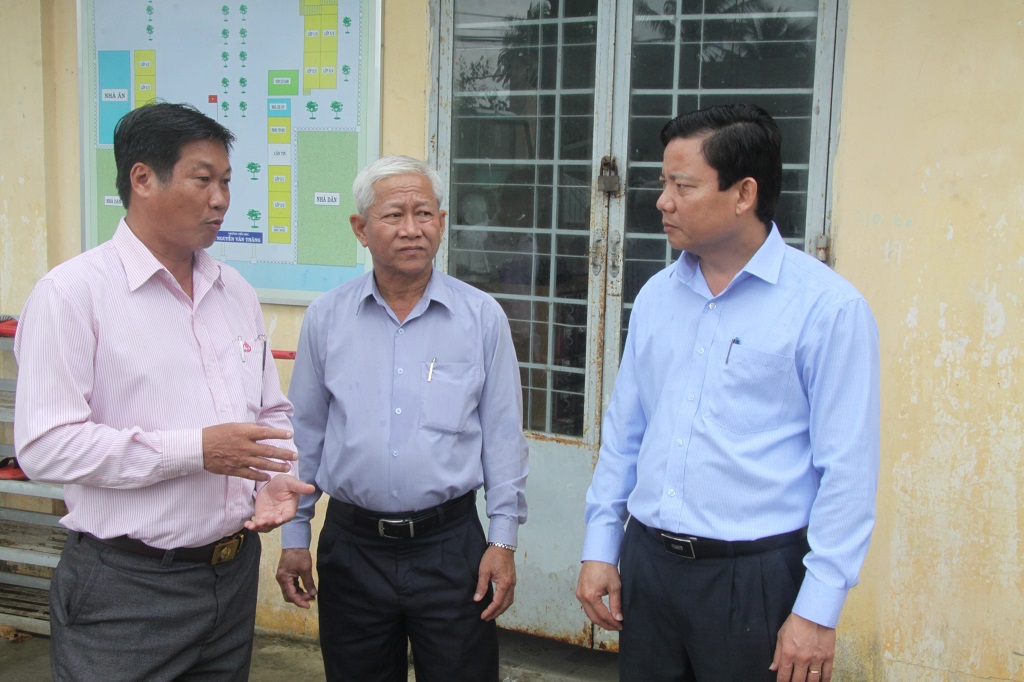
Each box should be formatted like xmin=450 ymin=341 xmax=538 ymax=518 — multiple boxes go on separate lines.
xmin=832 ymin=1 xmax=1024 ymax=679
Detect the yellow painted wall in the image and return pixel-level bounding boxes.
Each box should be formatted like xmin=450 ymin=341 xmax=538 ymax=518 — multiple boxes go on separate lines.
xmin=829 ymin=2 xmax=1024 ymax=680
xmin=3 ymin=1 xmax=1023 ymax=678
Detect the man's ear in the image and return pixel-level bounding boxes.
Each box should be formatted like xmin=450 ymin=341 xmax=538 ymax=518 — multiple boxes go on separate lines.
xmin=438 ymin=209 xmax=447 ymax=240
xmin=350 ymin=213 xmax=368 ymax=247
xmin=735 ymin=177 xmax=758 ymax=216
xmin=129 ymin=162 xmax=158 ymax=200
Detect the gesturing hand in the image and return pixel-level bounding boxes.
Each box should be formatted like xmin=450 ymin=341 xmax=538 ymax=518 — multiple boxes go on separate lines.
xmin=246 ymin=474 xmax=316 ymax=532
xmin=202 ymin=423 xmax=296 ymax=482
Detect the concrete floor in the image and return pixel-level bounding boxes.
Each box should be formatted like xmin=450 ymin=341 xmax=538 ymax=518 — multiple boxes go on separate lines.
xmin=0 ymin=627 xmax=618 ymax=681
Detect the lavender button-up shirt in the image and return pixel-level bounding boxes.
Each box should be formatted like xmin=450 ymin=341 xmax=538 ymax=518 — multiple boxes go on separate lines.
xmin=281 ymin=269 xmax=528 ymax=549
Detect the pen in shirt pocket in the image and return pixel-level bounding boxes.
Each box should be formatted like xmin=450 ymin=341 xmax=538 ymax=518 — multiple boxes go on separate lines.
xmin=428 ymin=357 xmax=436 ymax=382
xmin=725 ymin=337 xmax=740 ymax=364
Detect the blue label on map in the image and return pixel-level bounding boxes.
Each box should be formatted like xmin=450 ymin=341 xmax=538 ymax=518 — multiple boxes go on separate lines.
xmin=217 ymin=231 xmax=264 ymax=244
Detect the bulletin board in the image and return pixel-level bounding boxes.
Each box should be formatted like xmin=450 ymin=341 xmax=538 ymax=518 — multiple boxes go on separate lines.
xmin=79 ymin=0 xmax=381 ymax=304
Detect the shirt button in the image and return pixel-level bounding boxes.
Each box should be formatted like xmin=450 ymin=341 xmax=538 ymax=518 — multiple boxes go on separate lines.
xmin=392 ymin=451 xmax=398 ymax=458
xmin=397 ymin=329 xmax=405 ymax=335
xmin=392 ymin=491 xmax=399 ymax=498
xmin=397 ymin=368 xmax=404 ymax=375
xmin=697 ymin=347 xmax=705 ymax=355
xmin=219 ymin=405 xmax=228 ymax=412
xmin=687 ymin=394 xmax=694 ymax=401
xmin=676 ymin=438 xmax=683 ymax=446
xmin=708 ymin=302 xmax=716 ymax=310
xmin=395 ymin=408 xmax=402 ymax=415
xmin=668 ymin=489 xmax=676 ymax=497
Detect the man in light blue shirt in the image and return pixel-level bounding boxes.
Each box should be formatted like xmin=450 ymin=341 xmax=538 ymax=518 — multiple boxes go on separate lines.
xmin=276 ymin=156 xmax=528 ymax=681
xmin=576 ymin=105 xmax=879 ymax=682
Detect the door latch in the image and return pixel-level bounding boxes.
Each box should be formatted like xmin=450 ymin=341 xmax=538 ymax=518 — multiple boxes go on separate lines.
xmin=608 ymin=230 xmax=621 ymax=279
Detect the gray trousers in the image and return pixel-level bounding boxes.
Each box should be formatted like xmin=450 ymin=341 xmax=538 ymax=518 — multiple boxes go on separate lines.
xmin=48 ymin=530 xmax=261 ymax=682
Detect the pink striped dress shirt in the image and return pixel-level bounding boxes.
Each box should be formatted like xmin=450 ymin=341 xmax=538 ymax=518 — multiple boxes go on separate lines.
xmin=14 ymin=220 xmax=295 ymax=549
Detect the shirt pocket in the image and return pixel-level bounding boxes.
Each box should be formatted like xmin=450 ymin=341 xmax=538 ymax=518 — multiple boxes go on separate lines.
xmin=419 ymin=361 xmax=484 ymax=434
xmin=704 ymin=345 xmax=792 ymax=434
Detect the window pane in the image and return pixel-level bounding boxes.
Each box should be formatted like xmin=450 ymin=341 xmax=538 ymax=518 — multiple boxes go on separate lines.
xmin=449 ymin=0 xmax=599 ymax=437
xmin=621 ymin=0 xmax=823 ymax=338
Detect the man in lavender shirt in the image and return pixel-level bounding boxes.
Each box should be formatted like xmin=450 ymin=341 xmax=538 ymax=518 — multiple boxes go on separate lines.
xmin=14 ymin=102 xmax=314 ymax=681
xmin=276 ymin=156 xmax=529 ymax=681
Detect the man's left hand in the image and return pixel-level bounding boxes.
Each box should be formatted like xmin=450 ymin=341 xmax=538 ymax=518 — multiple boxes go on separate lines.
xmin=246 ymin=474 xmax=316 ymax=532
xmin=474 ymin=545 xmax=516 ymax=621
xmin=770 ymin=612 xmax=836 ymax=682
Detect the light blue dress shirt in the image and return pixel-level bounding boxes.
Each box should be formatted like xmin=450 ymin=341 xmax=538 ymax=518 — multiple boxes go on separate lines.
xmin=582 ymin=226 xmax=880 ymax=628
xmin=281 ymin=269 xmax=529 ymax=550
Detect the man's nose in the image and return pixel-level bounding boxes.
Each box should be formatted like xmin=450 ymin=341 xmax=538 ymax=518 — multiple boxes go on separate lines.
xmin=397 ymin=214 xmax=422 ymax=236
xmin=211 ymin=183 xmax=229 ymax=210
xmin=655 ymin=187 xmax=671 ymax=213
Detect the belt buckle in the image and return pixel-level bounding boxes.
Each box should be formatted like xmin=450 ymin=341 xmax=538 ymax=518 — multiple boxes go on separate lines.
xmin=660 ymin=533 xmax=697 ymax=559
xmin=378 ymin=519 xmax=414 ymax=539
xmin=211 ymin=533 xmax=244 ymax=565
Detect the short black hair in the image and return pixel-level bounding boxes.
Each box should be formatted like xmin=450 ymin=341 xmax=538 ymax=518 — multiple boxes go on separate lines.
xmin=660 ymin=104 xmax=782 ymax=228
xmin=113 ymin=101 xmax=235 ymax=208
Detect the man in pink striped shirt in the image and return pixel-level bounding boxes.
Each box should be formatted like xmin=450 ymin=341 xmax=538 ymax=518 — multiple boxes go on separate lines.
xmin=14 ymin=102 xmax=314 ymax=681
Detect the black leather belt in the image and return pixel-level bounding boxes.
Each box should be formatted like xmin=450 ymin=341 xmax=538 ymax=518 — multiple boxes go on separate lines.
xmin=328 ymin=490 xmax=476 ymax=539
xmin=80 ymin=529 xmax=249 ymax=565
xmin=640 ymin=522 xmax=807 ymax=560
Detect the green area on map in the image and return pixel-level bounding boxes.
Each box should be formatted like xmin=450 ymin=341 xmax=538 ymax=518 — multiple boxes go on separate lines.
xmin=296 ymin=130 xmax=358 ymax=267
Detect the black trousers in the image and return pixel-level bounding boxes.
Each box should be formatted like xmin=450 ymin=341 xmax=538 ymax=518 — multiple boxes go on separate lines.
xmin=49 ymin=530 xmax=261 ymax=682
xmin=619 ymin=520 xmax=810 ymax=682
xmin=316 ymin=501 xmax=498 ymax=682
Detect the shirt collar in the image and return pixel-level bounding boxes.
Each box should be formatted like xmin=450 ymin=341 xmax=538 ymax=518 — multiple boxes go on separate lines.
xmin=112 ymin=219 xmax=164 ymax=291
xmin=191 ymin=245 xmax=224 ymax=294
xmin=359 ymin=268 xmax=455 ymax=318
xmin=670 ymin=222 xmax=786 ymax=287
xmin=421 ymin=269 xmax=455 ymax=314
xmin=112 ymin=218 xmax=223 ymax=293
xmin=741 ymin=223 xmax=785 ymax=285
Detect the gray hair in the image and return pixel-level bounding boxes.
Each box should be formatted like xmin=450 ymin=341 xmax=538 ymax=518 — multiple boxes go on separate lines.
xmin=352 ymin=155 xmax=445 ymax=216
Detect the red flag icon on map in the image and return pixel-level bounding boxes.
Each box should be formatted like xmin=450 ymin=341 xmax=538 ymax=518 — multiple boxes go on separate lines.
xmin=209 ymin=95 xmax=218 ymax=103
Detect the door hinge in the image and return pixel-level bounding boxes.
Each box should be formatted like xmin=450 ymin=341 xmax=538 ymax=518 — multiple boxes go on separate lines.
xmin=814 ymin=234 xmax=830 ymax=263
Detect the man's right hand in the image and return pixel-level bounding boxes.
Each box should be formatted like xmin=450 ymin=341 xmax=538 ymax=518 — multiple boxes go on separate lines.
xmin=277 ymin=548 xmax=317 ymax=609
xmin=201 ymin=423 xmax=296 ymax=482
xmin=576 ymin=560 xmax=624 ymax=631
